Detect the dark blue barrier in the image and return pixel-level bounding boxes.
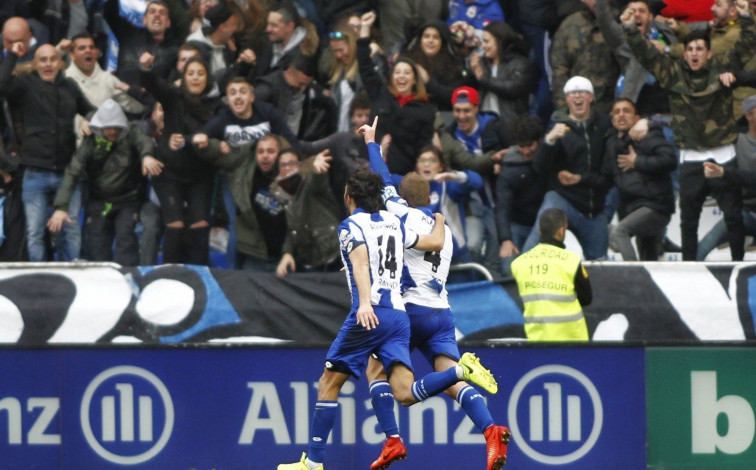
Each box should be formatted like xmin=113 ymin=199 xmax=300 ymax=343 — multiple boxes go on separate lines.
xmin=0 ymin=346 xmax=646 ymax=469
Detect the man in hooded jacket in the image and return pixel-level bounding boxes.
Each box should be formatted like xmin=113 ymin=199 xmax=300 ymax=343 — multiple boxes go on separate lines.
xmin=48 ymin=99 xmax=163 ymax=266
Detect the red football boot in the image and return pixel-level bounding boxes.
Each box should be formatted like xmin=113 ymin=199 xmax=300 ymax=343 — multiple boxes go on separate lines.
xmin=370 ymin=436 xmax=408 ymax=470
xmin=484 ymin=425 xmax=511 ymax=470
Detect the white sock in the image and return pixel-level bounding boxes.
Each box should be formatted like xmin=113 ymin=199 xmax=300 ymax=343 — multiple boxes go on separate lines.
xmin=455 ymin=364 xmax=464 ymax=379
xmin=305 ymin=458 xmax=321 ymax=470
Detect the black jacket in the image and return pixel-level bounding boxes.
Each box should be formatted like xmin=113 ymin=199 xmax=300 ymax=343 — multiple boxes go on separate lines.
xmin=141 ymin=68 xmax=222 ymax=182
xmin=254 ymin=69 xmax=337 ymax=141
xmin=607 ymin=125 xmax=677 ymax=217
xmin=104 ymin=0 xmax=180 ymax=85
xmin=0 ymin=53 xmax=96 ymax=171
xmin=357 ymin=37 xmax=436 ymax=175
xmin=535 ymin=109 xmax=614 ymax=217
xmin=495 ymin=145 xmax=546 ymax=242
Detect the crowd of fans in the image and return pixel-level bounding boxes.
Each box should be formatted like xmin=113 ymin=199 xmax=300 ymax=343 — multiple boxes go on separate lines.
xmin=0 ymin=0 xmax=755 ymax=277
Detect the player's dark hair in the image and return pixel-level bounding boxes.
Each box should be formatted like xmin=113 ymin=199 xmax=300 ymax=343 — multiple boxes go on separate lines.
xmin=511 ymin=115 xmax=543 ymax=146
xmin=399 ymin=172 xmax=430 ymax=208
xmin=539 ymin=208 xmax=568 ymax=241
xmin=347 ymin=168 xmax=385 ymax=213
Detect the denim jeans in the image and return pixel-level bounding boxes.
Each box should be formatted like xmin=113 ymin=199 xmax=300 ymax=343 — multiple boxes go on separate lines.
xmin=22 ymin=168 xmax=82 ymax=261
xmin=522 ymin=191 xmax=609 ymax=260
xmin=697 ymin=209 xmax=756 ymax=260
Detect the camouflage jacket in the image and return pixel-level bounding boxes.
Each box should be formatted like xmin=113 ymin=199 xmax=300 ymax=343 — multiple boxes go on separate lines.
xmin=551 ymin=8 xmax=620 ymax=114
xmin=625 ymin=13 xmax=756 ymax=150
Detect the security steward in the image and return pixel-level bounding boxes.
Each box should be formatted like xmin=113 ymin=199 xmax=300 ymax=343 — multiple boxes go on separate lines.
xmin=511 ymin=208 xmax=592 ymax=341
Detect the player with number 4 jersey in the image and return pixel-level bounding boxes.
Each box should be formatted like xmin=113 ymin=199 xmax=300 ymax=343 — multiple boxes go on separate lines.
xmin=278 ymin=155 xmax=499 ymax=470
xmin=364 ymin=117 xmax=510 ymax=470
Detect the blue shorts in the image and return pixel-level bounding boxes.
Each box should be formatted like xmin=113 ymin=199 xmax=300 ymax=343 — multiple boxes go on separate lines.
xmin=406 ymin=303 xmax=460 ymax=365
xmin=326 ymin=306 xmax=412 ymax=379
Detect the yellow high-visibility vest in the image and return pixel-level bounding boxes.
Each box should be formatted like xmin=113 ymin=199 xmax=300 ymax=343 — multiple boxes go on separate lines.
xmin=511 ymin=243 xmax=589 ymax=341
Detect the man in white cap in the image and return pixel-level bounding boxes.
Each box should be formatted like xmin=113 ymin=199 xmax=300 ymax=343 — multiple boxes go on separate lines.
xmin=698 ymin=94 xmax=756 ymax=259
xmin=520 ymin=75 xmax=614 ymax=260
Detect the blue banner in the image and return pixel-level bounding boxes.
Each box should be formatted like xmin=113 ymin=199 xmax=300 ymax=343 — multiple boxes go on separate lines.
xmin=0 ymin=346 xmax=645 ymax=469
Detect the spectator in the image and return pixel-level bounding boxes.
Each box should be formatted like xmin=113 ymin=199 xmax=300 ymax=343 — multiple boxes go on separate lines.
xmin=186 ymin=1 xmax=239 ymax=77
xmin=414 ymin=144 xmax=483 ymax=264
xmin=194 ymin=134 xmax=289 ymax=272
xmin=196 ymin=76 xmax=301 ymax=267
xmin=522 ymin=76 xmax=614 ymax=260
xmin=495 ymin=115 xmax=546 ymax=277
xmin=140 ymin=52 xmax=222 ymax=265
xmin=358 ymin=11 xmax=436 ymax=175
xmin=515 ymin=0 xmax=559 ymax=123
xmin=322 ymin=27 xmax=386 ymax=133
xmin=511 ymin=208 xmax=592 ymax=341
xmin=469 ymin=21 xmax=536 ymax=125
xmin=671 ymin=0 xmax=753 ymax=117
xmin=273 ymin=148 xmax=341 ymax=276
xmin=104 ymin=0 xmax=182 ymax=87
xmin=699 ymin=95 xmax=756 ymax=260
xmin=444 ymin=86 xmax=505 ymax=273
xmin=0 ymin=150 xmax=24 ymax=261
xmin=1 ymin=17 xmax=36 ymax=154
xmin=258 ymin=2 xmax=319 ymax=75
xmin=254 ymin=51 xmax=337 ymax=141
xmin=606 ymin=98 xmax=677 ymax=261
xmin=305 ymin=92 xmax=372 ymax=216
xmin=623 ymin=0 xmax=755 ymax=260
xmin=139 ymin=102 xmax=166 ymax=266
xmin=48 ymin=99 xmax=162 ymax=266
xmin=185 ymin=0 xmax=258 ymax=87
xmin=403 ymin=19 xmax=472 ymax=111
xmin=0 ymin=43 xmax=96 ymax=262
xmin=595 ymin=0 xmax=678 ymax=119
xmin=377 ymin=0 xmax=444 ymax=54
xmin=1 ymin=17 xmax=36 ymax=72
xmin=551 ymin=0 xmax=620 ymax=114
xmin=63 ymin=33 xmax=146 ymax=141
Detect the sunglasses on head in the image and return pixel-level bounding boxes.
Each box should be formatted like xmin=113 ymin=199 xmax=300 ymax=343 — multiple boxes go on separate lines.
xmin=329 ymin=31 xmax=346 ymax=40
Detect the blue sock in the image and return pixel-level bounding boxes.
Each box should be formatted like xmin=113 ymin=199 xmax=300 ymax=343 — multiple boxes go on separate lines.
xmin=411 ymin=367 xmax=459 ymax=401
xmin=457 ymin=385 xmax=495 ymax=432
xmin=370 ymin=380 xmax=399 ymax=436
xmin=308 ymin=401 xmax=338 ymax=464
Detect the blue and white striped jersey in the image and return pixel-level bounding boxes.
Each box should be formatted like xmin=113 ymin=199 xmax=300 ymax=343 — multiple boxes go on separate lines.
xmin=338 ymin=208 xmax=419 ymax=312
xmin=368 ymin=142 xmax=453 ymax=309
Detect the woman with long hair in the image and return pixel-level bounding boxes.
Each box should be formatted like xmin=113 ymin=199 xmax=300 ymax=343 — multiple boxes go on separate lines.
xmin=358 ymin=11 xmax=436 ymax=175
xmin=139 ymin=53 xmax=222 ymax=265
xmin=321 ymin=11 xmax=387 ymax=132
xmin=402 ymin=19 xmax=472 ymax=111
xmin=469 ymin=21 xmax=536 ymax=125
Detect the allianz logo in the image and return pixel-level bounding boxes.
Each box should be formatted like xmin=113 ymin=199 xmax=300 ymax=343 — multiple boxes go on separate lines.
xmin=508 ymin=365 xmax=603 ymax=465
xmin=0 ymin=365 xmax=173 ymax=465
xmin=80 ymin=366 xmax=174 ymax=465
